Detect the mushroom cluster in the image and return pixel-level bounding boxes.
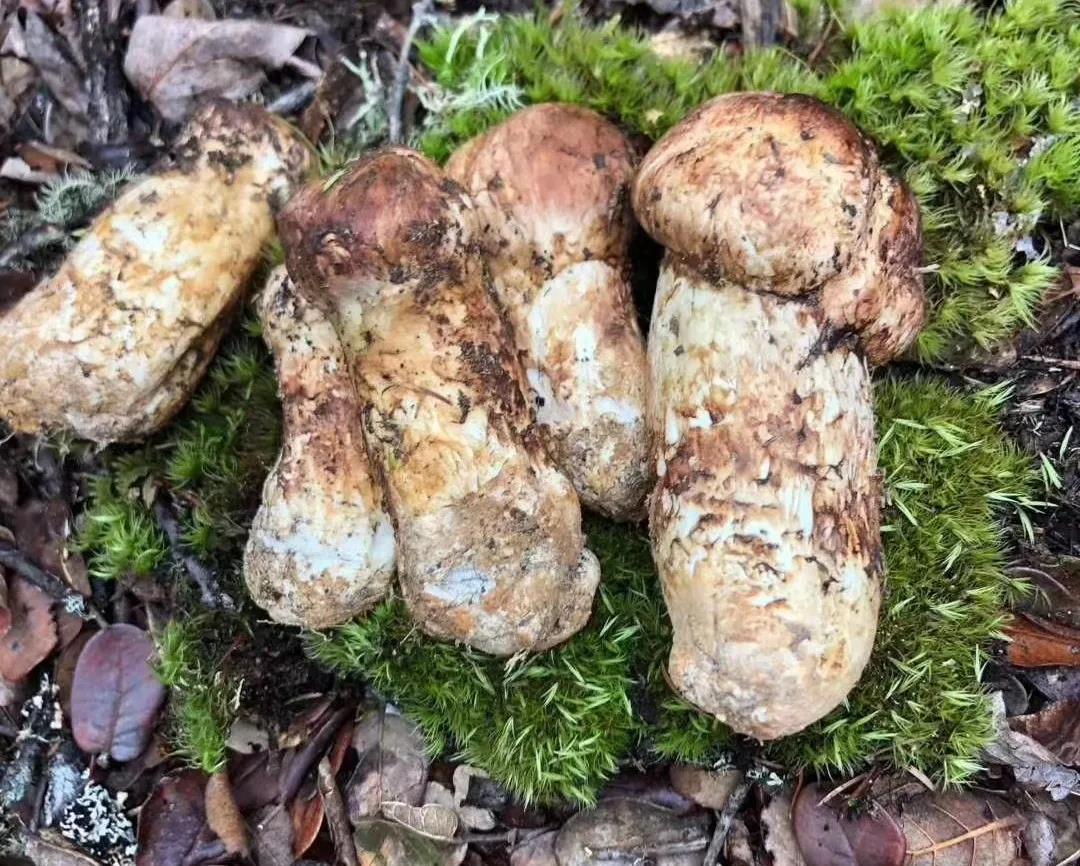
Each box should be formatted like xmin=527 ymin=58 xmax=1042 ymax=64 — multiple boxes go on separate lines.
xmin=0 ymin=94 xmax=925 ymax=735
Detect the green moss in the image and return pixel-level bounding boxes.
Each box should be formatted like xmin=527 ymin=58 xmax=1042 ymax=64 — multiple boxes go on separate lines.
xmin=312 ymin=377 xmax=1035 ymax=802
xmin=156 ymin=619 xmax=236 ymax=774
xmin=417 ymin=0 xmax=1080 ymax=361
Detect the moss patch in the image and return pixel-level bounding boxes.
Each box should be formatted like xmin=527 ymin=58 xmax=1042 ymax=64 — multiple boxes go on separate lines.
xmin=313 ymin=379 xmax=1035 ymax=803
xmin=417 ymin=0 xmax=1080 ymax=361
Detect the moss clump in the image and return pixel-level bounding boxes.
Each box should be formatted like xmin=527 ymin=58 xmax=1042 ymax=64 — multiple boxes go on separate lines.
xmin=314 ymin=377 xmax=1035 ymax=802
xmin=417 ymin=0 xmax=1080 ymax=361
xmin=309 ymin=521 xmax=649 ymax=806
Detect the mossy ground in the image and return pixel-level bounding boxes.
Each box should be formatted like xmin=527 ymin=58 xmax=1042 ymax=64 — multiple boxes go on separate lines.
xmin=78 ymin=0 xmax=1057 ymax=806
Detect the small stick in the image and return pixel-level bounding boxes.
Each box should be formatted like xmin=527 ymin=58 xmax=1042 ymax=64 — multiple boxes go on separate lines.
xmin=278 ymin=704 xmax=353 ymax=807
xmin=318 ymin=756 xmax=358 ymax=866
xmin=152 ymin=495 xmax=235 ymax=611
xmin=267 ymin=81 xmax=317 ymax=116
xmin=1022 ymin=355 xmax=1080 ymax=371
xmin=906 ymin=815 xmax=1025 ymax=856
xmin=702 ymin=776 xmax=752 ymax=866
xmin=0 ymin=543 xmax=107 ymax=628
xmin=388 ymin=0 xmax=435 ymax=145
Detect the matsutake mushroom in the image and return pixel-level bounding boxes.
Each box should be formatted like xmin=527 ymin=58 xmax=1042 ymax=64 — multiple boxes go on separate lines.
xmin=243 ymin=266 xmax=396 ymax=629
xmin=278 ymin=148 xmax=600 ymax=656
xmin=633 ymin=93 xmax=926 ymax=739
xmin=447 ymin=104 xmax=652 ymax=521
xmin=0 ymin=101 xmax=310 ymax=443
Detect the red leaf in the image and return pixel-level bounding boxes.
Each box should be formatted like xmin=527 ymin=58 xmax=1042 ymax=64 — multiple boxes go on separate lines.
xmin=71 ymin=624 xmax=166 ymax=761
xmin=793 ymin=784 xmax=907 ymax=866
xmin=0 ymin=575 xmax=57 ymax=681
xmin=1005 ymin=616 xmax=1080 ymax=668
xmin=137 ymin=771 xmax=223 ymax=866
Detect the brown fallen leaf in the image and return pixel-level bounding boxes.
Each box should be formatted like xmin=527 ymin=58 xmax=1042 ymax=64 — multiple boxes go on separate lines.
xmin=669 ymin=764 xmax=743 ymax=811
xmin=554 ymin=798 xmax=711 ymax=866
xmin=792 ymin=783 xmax=906 ymax=866
xmin=0 ymin=574 xmax=57 ymax=681
xmin=123 ymin=14 xmax=312 ymax=122
xmin=1004 ymin=615 xmax=1080 ymax=667
xmin=347 ymin=708 xmax=429 ymax=824
xmin=897 ymin=792 xmax=1024 ymax=866
xmin=1011 ymin=698 xmax=1080 ymax=766
xmin=0 ymin=570 xmax=10 ymax=638
xmin=353 ymin=818 xmax=466 ymax=866
xmin=23 ymin=13 xmax=87 ymax=117
xmin=1023 ymin=793 xmax=1080 ymax=866
xmin=383 ymin=801 xmax=459 ymax=842
xmin=11 ymin=497 xmax=91 ymax=597
xmin=0 ymin=53 xmax=38 ymax=143
xmin=71 ymin=624 xmax=166 ymax=761
xmin=985 ymin=692 xmax=1080 ymax=800
xmin=137 ymin=771 xmax=224 ymax=866
xmin=55 ymin=626 xmax=94 ymax=719
xmin=292 ymin=713 xmax=353 ymax=857
xmin=205 ymin=771 xmax=249 ymax=857
xmin=25 ymin=836 xmax=101 ymax=866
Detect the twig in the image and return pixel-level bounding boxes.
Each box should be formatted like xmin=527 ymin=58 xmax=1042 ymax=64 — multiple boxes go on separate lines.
xmin=1055 ymin=848 xmax=1080 ymax=866
xmin=278 ymin=704 xmax=353 ymax=807
xmin=0 ymin=543 xmax=107 ymax=628
xmin=702 ymin=776 xmax=752 ymax=866
xmin=152 ymin=495 xmax=235 ymax=611
xmin=1021 ymin=355 xmax=1080 ymax=371
xmin=388 ymin=0 xmax=435 ymax=145
xmin=318 ymin=756 xmax=358 ymax=866
xmin=267 ymin=81 xmax=317 ymax=116
xmin=0 ymin=225 xmax=65 ymax=269
xmin=906 ymin=815 xmax=1025 ymax=856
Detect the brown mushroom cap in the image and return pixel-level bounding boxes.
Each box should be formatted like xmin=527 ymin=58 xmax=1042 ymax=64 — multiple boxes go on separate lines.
xmin=280 ymin=148 xmax=471 ymax=294
xmin=447 ymin=103 xmax=637 ymax=274
xmin=633 ymin=92 xmax=925 ymax=362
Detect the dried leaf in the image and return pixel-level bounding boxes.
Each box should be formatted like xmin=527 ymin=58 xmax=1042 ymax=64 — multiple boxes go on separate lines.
xmin=793 ymin=784 xmax=906 ymax=866
xmin=71 ymin=624 xmax=165 ymax=761
xmin=554 ymin=798 xmax=711 ymax=866
xmin=23 ymin=13 xmax=87 ymax=116
xmin=55 ymin=628 xmax=93 ymax=719
xmin=384 ymin=801 xmax=459 ymax=842
xmin=0 ymin=571 xmax=10 ymax=638
xmin=0 ymin=55 xmax=37 ymax=140
xmin=670 ymin=765 xmax=743 ymax=811
xmin=0 ymin=575 xmax=57 ymax=681
xmin=984 ymin=692 xmax=1080 ymax=800
xmin=291 ymin=715 xmax=353 ymax=857
xmin=12 ymin=498 xmax=90 ymax=597
xmin=1005 ymin=616 xmax=1080 ymax=667
xmin=510 ymin=829 xmax=558 ymax=866
xmin=123 ymin=15 xmax=311 ymax=122
xmin=25 ymin=836 xmax=101 ymax=866
xmin=761 ymin=794 xmax=806 ymax=866
xmin=1011 ymin=698 xmax=1080 ymax=765
xmin=253 ymin=804 xmax=296 ymax=866
xmin=205 ymin=771 xmax=249 ymax=856
xmin=137 ymin=771 xmax=220 ymax=866
xmin=1023 ymin=793 xmax=1080 ymax=866
xmin=353 ymin=818 xmax=466 ymax=866
xmin=348 ymin=709 xmax=429 ymax=824
xmin=897 ymin=792 xmax=1024 ymax=866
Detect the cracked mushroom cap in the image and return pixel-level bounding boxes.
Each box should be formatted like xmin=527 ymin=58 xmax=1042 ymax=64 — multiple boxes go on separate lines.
xmin=633 ymin=92 xmax=925 ymax=363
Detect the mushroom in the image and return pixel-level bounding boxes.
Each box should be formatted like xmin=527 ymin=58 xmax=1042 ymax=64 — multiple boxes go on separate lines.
xmin=632 ymin=93 xmax=926 ymax=738
xmin=243 ymin=265 xmax=396 ymax=628
xmin=278 ymin=148 xmax=600 ymax=655
xmin=0 ymin=101 xmax=311 ymax=443
xmin=447 ymin=104 xmax=652 ymax=521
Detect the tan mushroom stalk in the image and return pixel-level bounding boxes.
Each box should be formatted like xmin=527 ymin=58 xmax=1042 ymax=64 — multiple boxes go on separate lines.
xmin=633 ymin=93 xmax=926 ymax=739
xmin=243 ymin=265 xmax=396 ymax=628
xmin=0 ymin=102 xmax=311 ymax=443
xmin=278 ymin=149 xmax=600 ymax=656
xmin=447 ymin=104 xmax=652 ymax=521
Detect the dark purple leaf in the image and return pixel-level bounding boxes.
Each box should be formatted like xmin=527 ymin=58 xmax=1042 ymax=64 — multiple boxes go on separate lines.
xmin=71 ymin=623 xmax=165 ymax=761
xmin=793 ymin=784 xmax=907 ymax=866
xmin=137 ymin=771 xmax=223 ymax=866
